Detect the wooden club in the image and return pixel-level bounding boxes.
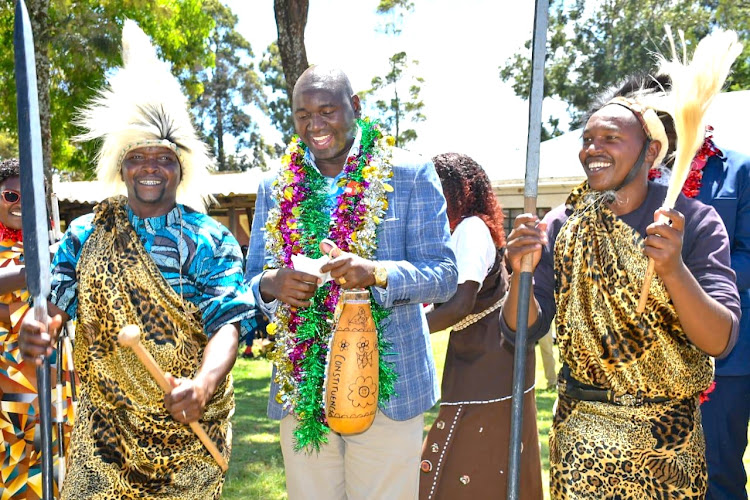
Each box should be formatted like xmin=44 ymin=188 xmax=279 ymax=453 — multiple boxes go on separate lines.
xmin=117 ymin=325 xmax=229 ymax=472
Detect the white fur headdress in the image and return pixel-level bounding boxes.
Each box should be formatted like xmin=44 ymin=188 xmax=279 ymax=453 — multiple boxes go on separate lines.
xmin=75 ymin=20 xmax=214 ymax=212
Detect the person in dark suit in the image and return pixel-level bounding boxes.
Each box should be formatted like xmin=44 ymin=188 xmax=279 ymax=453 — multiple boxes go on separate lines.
xmin=696 ymin=143 xmax=750 ymax=500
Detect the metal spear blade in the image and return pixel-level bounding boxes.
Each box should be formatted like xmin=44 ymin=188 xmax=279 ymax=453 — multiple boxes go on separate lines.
xmin=14 ymin=0 xmax=55 ymax=497
xmin=14 ymin=0 xmax=50 ymax=293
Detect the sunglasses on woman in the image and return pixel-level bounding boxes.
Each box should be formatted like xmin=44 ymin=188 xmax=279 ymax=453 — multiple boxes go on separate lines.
xmin=1 ymin=190 xmax=20 ymax=204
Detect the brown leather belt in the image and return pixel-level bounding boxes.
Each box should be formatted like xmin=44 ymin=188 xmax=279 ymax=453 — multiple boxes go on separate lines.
xmin=560 ymin=364 xmax=669 ymax=407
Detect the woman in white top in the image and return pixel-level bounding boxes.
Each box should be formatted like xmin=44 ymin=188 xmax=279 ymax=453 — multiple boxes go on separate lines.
xmin=419 ymin=153 xmax=542 ymax=500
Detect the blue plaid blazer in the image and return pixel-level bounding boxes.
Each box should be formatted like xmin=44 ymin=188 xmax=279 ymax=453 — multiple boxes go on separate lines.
xmin=245 ymin=148 xmax=457 ymax=421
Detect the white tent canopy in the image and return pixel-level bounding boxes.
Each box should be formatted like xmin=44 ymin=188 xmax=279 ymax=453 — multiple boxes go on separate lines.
xmin=489 ymin=90 xmax=750 ymax=183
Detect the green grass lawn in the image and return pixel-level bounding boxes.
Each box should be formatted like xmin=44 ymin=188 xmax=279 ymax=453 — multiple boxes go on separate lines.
xmin=223 ymin=331 xmax=749 ymax=499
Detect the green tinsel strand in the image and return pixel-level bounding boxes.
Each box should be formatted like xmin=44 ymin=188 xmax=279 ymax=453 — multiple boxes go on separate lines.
xmin=295 ymin=286 xmax=330 ymax=341
xmin=294 ymin=339 xmax=329 ymax=451
xmin=353 ymin=119 xmax=380 ymax=184
xmin=297 ymin=155 xmax=330 ymax=258
xmin=295 ymin=288 xmax=330 ymax=379
xmin=294 ymin=286 xmax=333 ymax=451
xmin=358 ymin=119 xmax=379 ymax=157
xmin=293 ymin=416 xmax=329 ymax=453
xmin=371 ymin=299 xmax=397 ymax=402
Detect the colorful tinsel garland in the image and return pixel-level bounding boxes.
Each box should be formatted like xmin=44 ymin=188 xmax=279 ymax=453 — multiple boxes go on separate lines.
xmin=264 ymin=118 xmax=398 ymax=451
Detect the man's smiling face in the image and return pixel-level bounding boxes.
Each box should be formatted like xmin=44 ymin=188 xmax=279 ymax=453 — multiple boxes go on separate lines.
xmin=121 ymin=146 xmax=181 ymax=217
xmin=579 ymin=104 xmax=648 ymax=192
xmin=292 ymin=84 xmax=360 ymax=173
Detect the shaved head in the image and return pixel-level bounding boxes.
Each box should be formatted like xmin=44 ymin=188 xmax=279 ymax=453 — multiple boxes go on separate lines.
xmin=291 ymin=65 xmax=361 ymax=175
xmin=293 ymin=65 xmax=355 ymax=104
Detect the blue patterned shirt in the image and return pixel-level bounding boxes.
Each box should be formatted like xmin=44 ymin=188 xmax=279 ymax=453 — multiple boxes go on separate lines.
xmin=50 ymin=203 xmax=257 ymax=338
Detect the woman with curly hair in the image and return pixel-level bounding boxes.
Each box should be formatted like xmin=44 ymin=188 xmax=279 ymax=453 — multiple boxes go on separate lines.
xmin=419 ymin=153 xmax=542 ymax=499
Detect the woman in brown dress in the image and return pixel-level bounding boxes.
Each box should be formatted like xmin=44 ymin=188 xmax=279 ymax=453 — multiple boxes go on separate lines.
xmin=419 ymin=153 xmax=543 ymax=499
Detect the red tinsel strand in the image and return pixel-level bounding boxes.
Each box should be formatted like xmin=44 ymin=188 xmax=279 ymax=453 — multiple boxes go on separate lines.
xmin=648 ymin=126 xmax=723 ymax=199
xmin=699 ymin=380 xmax=716 ymax=404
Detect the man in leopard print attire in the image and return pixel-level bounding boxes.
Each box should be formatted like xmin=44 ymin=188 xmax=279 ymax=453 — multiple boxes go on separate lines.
xmin=501 ymin=76 xmax=741 ymax=498
xmin=18 ymin=21 xmax=256 ymax=499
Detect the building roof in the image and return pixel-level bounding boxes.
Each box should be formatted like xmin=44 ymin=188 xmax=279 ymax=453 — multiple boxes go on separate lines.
xmin=54 ymin=170 xmax=264 ymax=204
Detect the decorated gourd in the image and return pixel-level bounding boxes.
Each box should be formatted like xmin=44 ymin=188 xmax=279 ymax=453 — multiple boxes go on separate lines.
xmin=324 ymin=289 xmax=379 ymax=434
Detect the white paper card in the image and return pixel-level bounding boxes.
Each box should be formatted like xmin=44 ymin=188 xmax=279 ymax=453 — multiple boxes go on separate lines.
xmin=291 ymin=254 xmax=332 ymax=286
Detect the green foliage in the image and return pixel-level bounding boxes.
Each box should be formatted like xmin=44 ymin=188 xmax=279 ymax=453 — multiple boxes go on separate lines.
xmin=499 ymin=0 xmax=750 ymax=132
xmin=0 ymin=0 xmax=214 ymax=177
xmin=542 ymin=117 xmax=563 ymax=141
xmin=708 ymin=0 xmax=750 ymax=90
xmin=368 ymin=1 xmax=424 ymax=147
xmin=260 ymin=42 xmax=295 ymax=146
xmin=376 ymin=0 xmax=414 ymax=13
xmin=193 ymin=0 xmax=270 ymax=171
xmin=376 ymin=0 xmax=413 ymax=35
xmin=0 ymin=131 xmax=17 ymax=161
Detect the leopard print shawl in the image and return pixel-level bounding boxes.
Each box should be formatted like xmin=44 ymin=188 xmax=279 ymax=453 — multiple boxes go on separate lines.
xmin=554 ymin=183 xmax=712 ymax=400
xmin=61 ymin=197 xmax=233 ymax=499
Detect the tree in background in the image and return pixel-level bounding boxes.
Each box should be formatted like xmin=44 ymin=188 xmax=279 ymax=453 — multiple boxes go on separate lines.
xmin=367 ymin=52 xmax=425 ymax=147
xmin=0 ymin=0 xmax=50 ymax=180
xmin=376 ymin=0 xmax=413 ymax=35
xmin=0 ymin=0 xmax=214 ymax=180
xmin=366 ymin=0 xmax=425 ymax=147
xmin=499 ymin=0 xmax=750 ymax=135
xmin=273 ymin=0 xmax=309 ymax=100
xmin=0 ymin=132 xmax=17 ymax=161
xmin=260 ymin=41 xmax=295 ymax=145
xmin=193 ymin=0 xmax=271 ymax=171
xmin=710 ymin=0 xmax=750 ymax=89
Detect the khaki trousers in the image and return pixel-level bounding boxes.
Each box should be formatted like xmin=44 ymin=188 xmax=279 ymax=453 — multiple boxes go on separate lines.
xmin=538 ymin=329 xmax=557 ymax=389
xmin=280 ymin=411 xmax=424 ymax=500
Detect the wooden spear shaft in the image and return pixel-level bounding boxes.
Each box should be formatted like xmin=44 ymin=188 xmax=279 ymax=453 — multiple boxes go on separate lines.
xmin=117 ymin=325 xmax=229 ymax=472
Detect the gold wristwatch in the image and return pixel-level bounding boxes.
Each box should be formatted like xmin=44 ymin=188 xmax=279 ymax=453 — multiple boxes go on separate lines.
xmin=373 ymin=265 xmax=388 ymax=288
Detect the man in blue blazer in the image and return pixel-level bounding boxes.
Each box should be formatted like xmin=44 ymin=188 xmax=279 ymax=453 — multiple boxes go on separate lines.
xmin=697 ymin=145 xmax=750 ymax=500
xmin=245 ymin=65 xmax=457 ymax=499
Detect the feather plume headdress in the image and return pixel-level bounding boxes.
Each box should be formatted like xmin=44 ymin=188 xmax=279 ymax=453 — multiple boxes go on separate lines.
xmin=74 ymin=20 xmax=214 ymax=212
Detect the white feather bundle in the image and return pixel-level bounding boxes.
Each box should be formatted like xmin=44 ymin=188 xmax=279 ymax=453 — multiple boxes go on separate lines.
xmin=75 ymin=20 xmax=214 ymax=212
xmin=658 ymin=28 xmax=742 ymax=209
xmin=636 ymin=27 xmax=742 ymax=313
